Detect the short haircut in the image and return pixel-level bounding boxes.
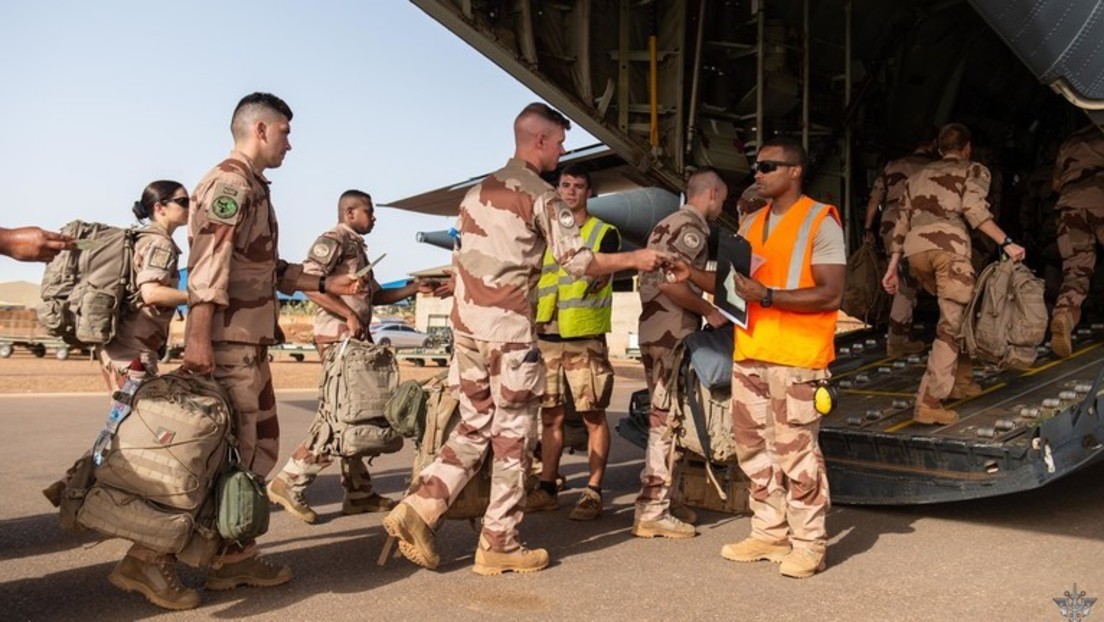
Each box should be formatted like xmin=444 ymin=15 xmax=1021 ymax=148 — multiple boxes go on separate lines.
xmin=938 ymin=123 xmax=971 ymax=152
xmin=231 ymin=92 xmax=293 ymax=139
xmin=686 ymin=167 xmax=725 ymax=199
xmin=515 ymin=102 xmax=571 ymax=131
xmin=340 ymin=189 xmax=372 ymax=205
xmin=559 ymin=163 xmax=592 ymax=188
xmin=760 ymin=136 xmax=807 ymax=168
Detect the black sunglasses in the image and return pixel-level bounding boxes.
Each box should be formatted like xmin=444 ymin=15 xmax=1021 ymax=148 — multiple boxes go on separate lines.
xmin=752 ymin=160 xmax=798 ymax=174
xmin=163 ymin=196 xmax=190 ymax=208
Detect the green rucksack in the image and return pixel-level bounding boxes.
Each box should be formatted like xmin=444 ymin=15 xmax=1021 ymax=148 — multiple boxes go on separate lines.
xmin=384 ymin=375 xmax=437 ymax=440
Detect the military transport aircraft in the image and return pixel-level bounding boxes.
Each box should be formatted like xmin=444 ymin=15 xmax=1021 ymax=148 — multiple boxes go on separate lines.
xmin=391 ymin=0 xmax=1104 ymax=505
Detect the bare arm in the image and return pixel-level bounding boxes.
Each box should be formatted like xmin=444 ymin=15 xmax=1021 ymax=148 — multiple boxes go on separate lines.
xmin=0 ymin=226 xmax=73 ymax=262
xmin=975 ymin=219 xmax=1026 ymax=262
xmin=139 ymin=283 xmax=188 ymax=308
xmin=734 ymin=264 xmax=846 ymax=313
xmin=584 ymin=249 xmax=672 ymax=276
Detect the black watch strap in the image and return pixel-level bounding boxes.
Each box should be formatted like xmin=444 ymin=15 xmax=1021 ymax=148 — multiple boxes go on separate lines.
xmin=1000 ymin=236 xmax=1013 ymax=248
xmin=761 ymin=288 xmax=773 ymax=308
xmin=319 ymin=275 xmax=327 ymax=294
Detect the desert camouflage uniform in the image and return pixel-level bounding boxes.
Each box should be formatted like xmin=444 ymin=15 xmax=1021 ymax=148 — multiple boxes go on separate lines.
xmin=403 ymin=158 xmax=593 ymax=553
xmin=188 ymin=151 xmax=303 ymax=561
xmin=97 ymin=222 xmax=180 ymax=390
xmin=273 ymin=223 xmax=384 ymax=505
xmin=891 ymin=156 xmax=994 ymax=411
xmin=870 ymin=151 xmax=931 ymax=340
xmin=635 ymin=206 xmax=710 ymax=521
xmin=1053 ymin=126 xmax=1104 ymax=326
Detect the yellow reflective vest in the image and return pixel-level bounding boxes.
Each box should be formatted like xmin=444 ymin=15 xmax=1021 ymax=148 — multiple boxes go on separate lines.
xmin=536 ymin=216 xmax=616 ymax=337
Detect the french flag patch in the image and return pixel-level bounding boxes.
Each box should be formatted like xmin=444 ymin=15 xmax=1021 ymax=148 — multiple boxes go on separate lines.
xmin=154 ymin=427 xmax=176 ymax=445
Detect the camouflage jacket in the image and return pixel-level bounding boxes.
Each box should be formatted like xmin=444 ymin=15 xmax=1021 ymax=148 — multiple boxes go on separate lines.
xmin=870 ymin=151 xmax=932 ymax=224
xmin=638 ymin=206 xmax=710 ymax=348
xmin=187 ymin=151 xmax=302 ymax=345
xmin=451 ymin=158 xmax=594 ymax=343
xmin=1055 ymin=125 xmax=1104 ymax=212
xmin=103 ymin=222 xmax=180 ymax=361
xmin=891 ymin=156 xmax=994 ymax=258
xmin=304 ymin=223 xmax=380 ymax=342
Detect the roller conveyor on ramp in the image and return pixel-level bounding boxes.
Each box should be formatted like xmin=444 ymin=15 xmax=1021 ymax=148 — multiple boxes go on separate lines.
xmin=823 ymin=324 xmax=1104 ymax=505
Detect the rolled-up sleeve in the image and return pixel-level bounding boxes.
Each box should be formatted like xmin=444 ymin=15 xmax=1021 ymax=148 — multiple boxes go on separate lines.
xmin=538 ymin=192 xmax=593 ymax=278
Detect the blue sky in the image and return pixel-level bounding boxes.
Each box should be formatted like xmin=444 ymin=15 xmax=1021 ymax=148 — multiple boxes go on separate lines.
xmin=0 ymin=1 xmax=596 ymax=284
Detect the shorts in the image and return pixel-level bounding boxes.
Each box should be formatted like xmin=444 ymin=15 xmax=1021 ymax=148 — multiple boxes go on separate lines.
xmin=538 ymin=337 xmax=614 ymax=411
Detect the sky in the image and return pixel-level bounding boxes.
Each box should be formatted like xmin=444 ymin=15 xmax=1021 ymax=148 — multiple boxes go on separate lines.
xmin=0 ymin=1 xmax=596 ymax=285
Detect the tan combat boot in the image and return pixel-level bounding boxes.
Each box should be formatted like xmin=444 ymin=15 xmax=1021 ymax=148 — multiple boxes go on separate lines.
xmin=524 ymin=487 xmax=559 ymax=513
xmin=342 ymin=493 xmax=397 ymax=515
xmin=949 ymin=382 xmax=984 ymax=400
xmin=720 ymin=537 xmax=791 ymax=563
xmin=205 ymin=554 xmax=293 ymax=591
xmin=108 ymin=554 xmax=201 ymax=610
xmin=914 ymin=403 xmax=959 ymax=425
xmin=669 ymin=499 xmax=698 ymax=524
xmin=472 ymin=540 xmax=550 ymax=576
xmin=1051 ymin=311 xmax=1074 ymax=358
xmin=267 ymin=477 xmax=318 ymax=524
xmin=382 ymin=501 xmax=440 ymax=569
xmin=568 ymin=488 xmax=602 ymax=521
xmin=632 ymin=513 xmax=697 ymax=539
xmin=779 ymin=548 xmax=827 ymax=578
xmin=886 ymin=336 xmax=926 ymax=358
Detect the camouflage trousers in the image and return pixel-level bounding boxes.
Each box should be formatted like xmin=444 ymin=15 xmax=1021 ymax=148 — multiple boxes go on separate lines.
xmin=880 ymin=213 xmax=918 ymax=338
xmin=405 ymin=334 xmax=543 ymax=552
xmin=731 ymin=360 xmax=830 ymax=552
xmin=538 ymin=337 xmax=614 ymax=410
xmin=908 ymin=250 xmax=975 ymax=407
xmin=213 ymin=342 xmax=279 ymax=479
xmin=1055 ymin=206 xmax=1104 ymax=325
xmin=635 ymin=344 xmax=677 ymax=521
xmin=273 ymin=420 xmax=376 ymax=500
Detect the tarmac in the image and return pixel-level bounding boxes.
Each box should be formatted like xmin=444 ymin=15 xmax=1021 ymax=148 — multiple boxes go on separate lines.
xmin=2 ymin=379 xmax=1101 ymax=621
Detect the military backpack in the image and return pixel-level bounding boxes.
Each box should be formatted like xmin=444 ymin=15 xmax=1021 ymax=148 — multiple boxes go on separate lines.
xmin=38 ymin=221 xmax=162 ymax=347
xmin=841 ymin=240 xmax=890 ymax=326
xmin=960 ymin=259 xmax=1047 ymax=370
xmin=317 ymin=338 xmax=403 ymax=457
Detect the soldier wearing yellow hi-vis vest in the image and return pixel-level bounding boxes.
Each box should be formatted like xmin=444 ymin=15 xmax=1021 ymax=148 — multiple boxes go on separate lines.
xmin=528 ymin=163 xmax=621 ymax=521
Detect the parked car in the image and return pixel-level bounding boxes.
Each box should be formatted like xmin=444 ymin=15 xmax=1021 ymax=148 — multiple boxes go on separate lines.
xmin=370 ymin=323 xmax=430 ymax=349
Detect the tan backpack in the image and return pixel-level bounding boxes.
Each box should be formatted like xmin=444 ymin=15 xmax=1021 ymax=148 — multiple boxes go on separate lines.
xmin=317 ymin=339 xmax=403 ymax=458
xmin=38 ymin=221 xmax=163 ymax=347
xmin=74 ymin=372 xmax=235 ymax=565
xmin=409 ymin=373 xmax=490 ymax=521
xmin=841 ymin=240 xmax=890 ymax=325
xmin=960 ymin=259 xmax=1047 ymax=370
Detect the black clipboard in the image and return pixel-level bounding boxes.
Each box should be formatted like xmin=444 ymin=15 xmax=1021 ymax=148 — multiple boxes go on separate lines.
xmin=714 ymin=229 xmax=753 ymax=328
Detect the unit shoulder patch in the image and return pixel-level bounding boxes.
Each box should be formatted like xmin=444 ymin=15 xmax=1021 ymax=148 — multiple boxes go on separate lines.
xmin=309 ymin=236 xmax=339 ymax=264
xmin=147 ymin=246 xmax=173 ymax=271
xmin=207 ymin=180 xmax=246 ymax=225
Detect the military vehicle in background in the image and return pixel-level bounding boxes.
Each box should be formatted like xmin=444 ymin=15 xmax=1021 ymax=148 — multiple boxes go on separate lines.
xmin=394 ymin=0 xmax=1104 ymax=505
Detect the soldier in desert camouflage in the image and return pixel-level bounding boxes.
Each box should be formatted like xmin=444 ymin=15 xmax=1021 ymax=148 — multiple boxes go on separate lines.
xmin=863 ymin=134 xmax=934 ymax=356
xmin=526 ymin=163 xmax=621 ymax=522
xmin=182 ymin=92 xmax=360 ymax=594
xmin=383 ymin=102 xmax=680 ymax=576
xmin=78 ymin=180 xmax=194 ymax=610
xmin=882 ymin=123 xmax=1025 ymax=426
xmin=268 ymin=189 xmax=442 ymax=523
xmin=632 ymin=168 xmax=729 ymax=541
xmin=1049 ymin=124 xmax=1104 ymax=358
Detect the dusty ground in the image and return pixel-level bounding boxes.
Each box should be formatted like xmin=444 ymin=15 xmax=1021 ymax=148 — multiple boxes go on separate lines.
xmin=0 ymin=350 xmax=644 ymax=394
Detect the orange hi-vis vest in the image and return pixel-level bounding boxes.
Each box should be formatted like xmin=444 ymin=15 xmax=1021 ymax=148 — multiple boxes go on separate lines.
xmin=735 ymin=196 xmax=840 ymax=369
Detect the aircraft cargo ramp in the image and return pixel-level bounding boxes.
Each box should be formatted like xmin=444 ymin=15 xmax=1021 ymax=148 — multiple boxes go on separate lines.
xmin=622 ymin=324 xmax=1104 ymax=506
xmin=821 ymin=325 xmax=1104 ymax=505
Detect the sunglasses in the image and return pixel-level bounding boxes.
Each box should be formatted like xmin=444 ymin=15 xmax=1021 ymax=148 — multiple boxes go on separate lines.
xmin=752 ymin=160 xmax=798 ymax=174
xmin=163 ymin=196 xmax=190 ymax=208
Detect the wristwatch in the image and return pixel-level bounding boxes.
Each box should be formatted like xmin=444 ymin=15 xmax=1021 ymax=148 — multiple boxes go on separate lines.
xmin=319 ymin=275 xmax=328 ymax=294
xmin=760 ymin=288 xmax=773 ymax=308
xmin=1000 ymin=236 xmax=1014 ymax=248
